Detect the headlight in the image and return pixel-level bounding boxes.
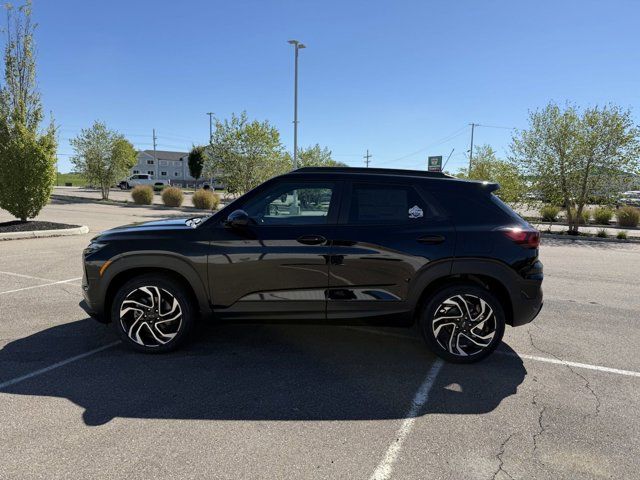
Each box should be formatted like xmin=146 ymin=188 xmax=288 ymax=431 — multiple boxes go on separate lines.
xmin=83 ymin=242 xmax=107 ymax=257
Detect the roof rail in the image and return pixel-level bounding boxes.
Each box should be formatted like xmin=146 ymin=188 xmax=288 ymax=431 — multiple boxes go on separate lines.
xmin=292 ymin=166 xmax=453 ymax=178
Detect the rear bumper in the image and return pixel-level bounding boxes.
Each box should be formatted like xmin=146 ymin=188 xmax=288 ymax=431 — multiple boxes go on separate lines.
xmin=511 ymin=280 xmax=543 ymax=327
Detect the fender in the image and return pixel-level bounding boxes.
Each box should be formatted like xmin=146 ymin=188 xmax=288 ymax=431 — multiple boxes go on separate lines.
xmin=99 ymin=252 xmax=212 ymax=317
xmin=407 ymin=259 xmax=454 ymax=311
xmin=450 ymin=257 xmax=542 ymax=326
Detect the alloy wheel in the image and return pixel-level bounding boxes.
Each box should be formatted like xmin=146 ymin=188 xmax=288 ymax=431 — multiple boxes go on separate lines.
xmin=119 ymin=286 xmax=183 ymax=347
xmin=431 ymin=294 xmax=497 ymax=357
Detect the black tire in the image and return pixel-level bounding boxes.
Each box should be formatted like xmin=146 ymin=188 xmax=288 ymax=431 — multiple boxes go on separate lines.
xmin=419 ymin=283 xmax=505 ymax=364
xmin=111 ymin=274 xmax=194 ymax=353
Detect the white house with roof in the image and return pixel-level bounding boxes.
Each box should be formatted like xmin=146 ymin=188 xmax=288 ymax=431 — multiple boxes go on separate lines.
xmin=130 ymin=150 xmax=223 ymax=188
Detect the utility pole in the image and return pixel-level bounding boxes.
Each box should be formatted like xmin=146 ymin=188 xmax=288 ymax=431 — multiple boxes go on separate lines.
xmin=152 ymin=128 xmax=158 ymax=179
xmin=468 ymin=123 xmax=478 ymax=176
xmin=206 ymin=112 xmax=214 ymax=143
xmin=364 ymin=149 xmax=372 ymax=168
xmin=288 ymin=40 xmax=306 ymax=169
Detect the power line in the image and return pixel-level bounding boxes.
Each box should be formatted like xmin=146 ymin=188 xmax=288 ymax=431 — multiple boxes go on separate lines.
xmin=377 ymin=125 xmax=469 ymax=165
xmin=477 ymin=124 xmax=517 ymax=130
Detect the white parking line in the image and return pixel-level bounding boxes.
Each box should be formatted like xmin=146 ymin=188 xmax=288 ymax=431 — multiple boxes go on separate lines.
xmin=346 ymin=327 xmax=640 ymax=379
xmin=0 ymin=270 xmax=57 ymax=283
xmin=0 ymin=341 xmax=120 ymax=390
xmin=504 ymin=352 xmax=640 ymax=378
xmin=369 ymin=359 xmax=444 ymax=480
xmin=0 ymin=277 xmax=82 ymax=295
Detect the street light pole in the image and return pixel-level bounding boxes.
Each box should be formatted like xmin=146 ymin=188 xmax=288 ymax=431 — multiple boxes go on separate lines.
xmin=288 ymin=40 xmax=306 ymax=169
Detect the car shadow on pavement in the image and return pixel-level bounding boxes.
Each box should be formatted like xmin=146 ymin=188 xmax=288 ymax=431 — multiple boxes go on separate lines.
xmin=0 ymin=319 xmax=526 ymax=426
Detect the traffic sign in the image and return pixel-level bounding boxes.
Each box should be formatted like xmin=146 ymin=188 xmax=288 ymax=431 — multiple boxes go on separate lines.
xmin=428 ymin=156 xmax=442 ymax=172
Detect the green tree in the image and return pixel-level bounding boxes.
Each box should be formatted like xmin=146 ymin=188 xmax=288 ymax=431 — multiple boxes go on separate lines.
xmin=511 ymin=102 xmax=640 ymax=234
xmin=0 ymin=1 xmax=57 ymax=221
xmin=285 ymin=144 xmax=347 ymax=168
xmin=70 ymin=121 xmax=137 ymax=200
xmin=456 ymin=145 xmax=525 ymax=204
xmin=204 ymin=112 xmax=288 ymax=194
xmin=187 ymin=145 xmax=205 ymax=182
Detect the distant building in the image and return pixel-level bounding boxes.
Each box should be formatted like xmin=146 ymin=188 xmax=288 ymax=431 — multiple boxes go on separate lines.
xmin=130 ymin=150 xmax=223 ymax=188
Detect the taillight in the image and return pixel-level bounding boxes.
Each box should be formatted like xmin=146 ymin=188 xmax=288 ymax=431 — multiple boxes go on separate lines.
xmin=502 ymin=227 xmax=540 ymax=248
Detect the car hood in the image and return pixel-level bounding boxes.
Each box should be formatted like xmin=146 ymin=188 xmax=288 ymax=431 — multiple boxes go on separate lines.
xmin=97 ymin=217 xmax=195 ymax=240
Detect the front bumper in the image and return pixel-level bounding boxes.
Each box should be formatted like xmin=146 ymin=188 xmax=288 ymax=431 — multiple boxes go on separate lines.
xmin=81 ymin=272 xmax=109 ymax=323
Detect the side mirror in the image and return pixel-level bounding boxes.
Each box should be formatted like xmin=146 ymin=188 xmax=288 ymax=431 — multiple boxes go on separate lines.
xmin=225 ymin=209 xmax=250 ymax=228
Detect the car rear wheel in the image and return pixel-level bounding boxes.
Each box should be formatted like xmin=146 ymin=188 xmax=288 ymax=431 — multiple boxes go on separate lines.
xmin=111 ymin=274 xmax=194 ymax=353
xmin=419 ymin=284 xmax=505 ymax=363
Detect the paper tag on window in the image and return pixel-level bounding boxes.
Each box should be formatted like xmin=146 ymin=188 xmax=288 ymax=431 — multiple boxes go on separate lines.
xmin=408 ymin=205 xmax=423 ymax=219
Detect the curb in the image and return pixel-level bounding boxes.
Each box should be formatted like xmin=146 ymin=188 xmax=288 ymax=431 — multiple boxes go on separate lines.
xmin=50 ymin=194 xmax=227 ymax=213
xmin=531 ymin=221 xmax=640 ymax=232
xmin=541 ymin=232 xmax=640 ymax=244
xmin=0 ymin=225 xmax=89 ymax=241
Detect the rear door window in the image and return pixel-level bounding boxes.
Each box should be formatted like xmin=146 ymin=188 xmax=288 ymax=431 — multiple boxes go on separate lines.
xmin=346 ymin=183 xmax=434 ymax=225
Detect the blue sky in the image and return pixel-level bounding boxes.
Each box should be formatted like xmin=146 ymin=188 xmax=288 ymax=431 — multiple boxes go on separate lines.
xmin=20 ymin=0 xmax=640 ymax=172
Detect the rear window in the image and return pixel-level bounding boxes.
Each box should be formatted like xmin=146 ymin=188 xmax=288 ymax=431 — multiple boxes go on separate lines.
xmin=490 ymin=194 xmax=526 ymax=224
xmin=348 ymin=183 xmax=433 ymax=224
xmin=428 ymin=187 xmax=513 ymax=226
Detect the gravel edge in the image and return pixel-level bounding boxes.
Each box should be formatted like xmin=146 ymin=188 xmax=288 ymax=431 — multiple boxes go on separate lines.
xmin=0 ymin=225 xmax=90 ymax=241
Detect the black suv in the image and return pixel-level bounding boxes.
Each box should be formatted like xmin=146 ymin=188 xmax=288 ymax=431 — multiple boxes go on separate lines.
xmin=82 ymin=167 xmax=543 ymax=363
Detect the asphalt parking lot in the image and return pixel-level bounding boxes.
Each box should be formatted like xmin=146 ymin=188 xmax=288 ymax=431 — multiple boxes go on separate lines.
xmin=1 ymin=200 xmax=640 ymax=479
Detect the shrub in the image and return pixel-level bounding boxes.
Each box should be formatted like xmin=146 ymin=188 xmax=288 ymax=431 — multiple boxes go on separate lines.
xmin=131 ymin=185 xmax=154 ymax=205
xmin=567 ymin=208 xmax=590 ymax=224
xmin=617 ymin=206 xmax=640 ymax=228
xmin=540 ymin=205 xmax=560 ymax=222
xmin=192 ymin=189 xmax=220 ymax=210
xmin=617 ymin=230 xmax=628 ymax=240
xmin=596 ymin=228 xmax=607 ymax=238
xmin=593 ymin=207 xmax=613 ymax=225
xmin=161 ymin=186 xmax=184 ymax=207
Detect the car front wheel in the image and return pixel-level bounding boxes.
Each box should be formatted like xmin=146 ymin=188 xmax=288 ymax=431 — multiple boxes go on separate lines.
xmin=111 ymin=274 xmax=194 ymax=353
xmin=419 ymin=284 xmax=505 ymax=363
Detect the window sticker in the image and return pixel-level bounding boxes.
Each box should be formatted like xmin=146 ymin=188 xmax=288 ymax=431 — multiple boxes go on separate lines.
xmin=408 ymin=205 xmax=423 ymax=219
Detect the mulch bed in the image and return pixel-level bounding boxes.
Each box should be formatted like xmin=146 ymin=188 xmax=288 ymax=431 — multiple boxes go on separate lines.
xmin=0 ymin=220 xmax=80 ymax=233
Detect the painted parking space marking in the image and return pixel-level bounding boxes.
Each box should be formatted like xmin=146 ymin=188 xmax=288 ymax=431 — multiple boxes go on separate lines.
xmin=346 ymin=327 xmax=640 ymax=379
xmin=0 ymin=277 xmax=82 ymax=296
xmin=506 ymin=352 xmax=640 ymax=378
xmin=0 ymin=341 xmax=120 ymax=390
xmin=0 ymin=270 xmax=59 ymax=283
xmin=369 ymin=359 xmax=444 ymax=480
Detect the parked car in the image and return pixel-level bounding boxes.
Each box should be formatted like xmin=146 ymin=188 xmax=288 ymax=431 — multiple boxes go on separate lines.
xmin=119 ymin=174 xmax=169 ymax=190
xmin=81 ymin=167 xmax=543 ymax=363
xmin=616 ymin=191 xmax=640 ymax=208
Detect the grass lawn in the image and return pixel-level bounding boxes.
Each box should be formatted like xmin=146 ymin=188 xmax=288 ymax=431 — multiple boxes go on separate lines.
xmin=56 ymin=172 xmax=88 ymax=187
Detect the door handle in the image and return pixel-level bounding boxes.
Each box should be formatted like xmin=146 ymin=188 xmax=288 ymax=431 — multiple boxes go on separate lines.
xmin=417 ymin=235 xmax=445 ymax=245
xmin=297 ymin=235 xmax=327 ymax=245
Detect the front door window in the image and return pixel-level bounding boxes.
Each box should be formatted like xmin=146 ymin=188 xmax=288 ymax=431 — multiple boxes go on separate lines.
xmin=244 ymin=182 xmax=336 ymax=225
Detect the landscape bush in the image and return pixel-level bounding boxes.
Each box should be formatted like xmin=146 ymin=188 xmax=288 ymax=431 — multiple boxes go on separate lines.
xmin=161 ymin=187 xmax=184 ymax=207
xmin=596 ymin=228 xmax=607 ymax=238
xmin=617 ymin=206 xmax=640 ymax=228
xmin=131 ymin=185 xmax=154 ymax=205
xmin=567 ymin=208 xmax=590 ymax=224
xmin=192 ymin=189 xmax=220 ymax=210
xmin=617 ymin=230 xmax=628 ymax=240
xmin=593 ymin=207 xmax=614 ymax=225
xmin=540 ymin=205 xmax=560 ymax=222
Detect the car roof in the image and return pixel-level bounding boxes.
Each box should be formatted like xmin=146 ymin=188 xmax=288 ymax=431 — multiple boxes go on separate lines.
xmin=284 ymin=166 xmax=495 ymax=188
